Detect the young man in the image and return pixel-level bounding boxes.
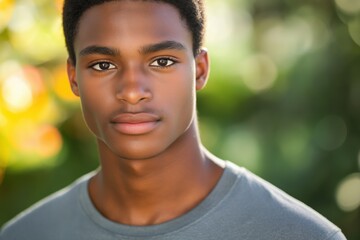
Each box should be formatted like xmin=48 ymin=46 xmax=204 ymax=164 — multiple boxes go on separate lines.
xmin=0 ymin=0 xmax=346 ymax=239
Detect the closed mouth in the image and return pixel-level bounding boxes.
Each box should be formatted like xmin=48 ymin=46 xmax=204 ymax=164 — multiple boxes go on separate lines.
xmin=110 ymin=113 xmax=161 ymax=135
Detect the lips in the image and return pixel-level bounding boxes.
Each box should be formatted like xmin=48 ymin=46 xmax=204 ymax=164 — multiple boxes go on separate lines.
xmin=110 ymin=113 xmax=160 ymax=135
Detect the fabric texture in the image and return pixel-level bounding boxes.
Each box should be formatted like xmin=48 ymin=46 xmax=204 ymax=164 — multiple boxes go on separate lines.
xmin=0 ymin=161 xmax=346 ymax=240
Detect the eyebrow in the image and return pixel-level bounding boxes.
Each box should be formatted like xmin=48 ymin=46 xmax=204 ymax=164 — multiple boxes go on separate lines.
xmin=79 ymin=46 xmax=120 ymax=57
xmin=139 ymin=41 xmax=186 ymax=54
xmin=79 ymin=41 xmax=186 ymax=58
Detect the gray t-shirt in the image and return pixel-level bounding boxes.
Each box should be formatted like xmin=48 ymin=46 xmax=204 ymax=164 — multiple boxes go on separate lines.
xmin=1 ymin=161 xmax=346 ymax=240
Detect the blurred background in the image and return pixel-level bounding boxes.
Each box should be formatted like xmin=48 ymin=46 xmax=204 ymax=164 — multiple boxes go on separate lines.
xmin=0 ymin=0 xmax=359 ymax=238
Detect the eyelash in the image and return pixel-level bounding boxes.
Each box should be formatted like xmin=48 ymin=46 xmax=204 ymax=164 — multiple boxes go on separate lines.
xmin=88 ymin=57 xmax=178 ymax=71
xmin=149 ymin=57 xmax=178 ymax=68
xmin=89 ymin=61 xmax=116 ymax=71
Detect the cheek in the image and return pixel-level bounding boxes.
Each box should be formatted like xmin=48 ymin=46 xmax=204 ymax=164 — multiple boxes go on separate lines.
xmin=179 ymin=65 xmax=196 ymax=110
xmin=164 ymin=68 xmax=196 ymax=124
xmin=79 ymin=93 xmax=102 ymax=136
xmin=77 ymin=76 xmax=112 ymax=135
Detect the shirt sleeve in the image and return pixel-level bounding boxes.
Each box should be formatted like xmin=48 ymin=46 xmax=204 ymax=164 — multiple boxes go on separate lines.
xmin=325 ymin=231 xmax=347 ymax=240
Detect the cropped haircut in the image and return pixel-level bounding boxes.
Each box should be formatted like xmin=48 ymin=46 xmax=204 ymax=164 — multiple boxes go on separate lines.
xmin=62 ymin=0 xmax=206 ymax=64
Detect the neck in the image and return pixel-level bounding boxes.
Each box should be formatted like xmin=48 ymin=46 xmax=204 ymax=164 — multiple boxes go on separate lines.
xmin=89 ymin=121 xmax=224 ymax=226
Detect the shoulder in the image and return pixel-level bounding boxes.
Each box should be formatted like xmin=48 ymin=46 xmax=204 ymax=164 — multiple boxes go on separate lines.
xmin=0 ymin=173 xmax=93 ymax=240
xmin=221 ymin=161 xmax=346 ymax=240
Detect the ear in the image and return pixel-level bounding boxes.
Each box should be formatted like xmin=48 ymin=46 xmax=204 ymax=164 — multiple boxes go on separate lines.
xmin=195 ymin=48 xmax=210 ymax=91
xmin=66 ymin=58 xmax=80 ymax=96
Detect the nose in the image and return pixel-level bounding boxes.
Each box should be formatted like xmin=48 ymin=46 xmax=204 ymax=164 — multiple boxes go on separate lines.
xmin=115 ymin=66 xmax=152 ymax=105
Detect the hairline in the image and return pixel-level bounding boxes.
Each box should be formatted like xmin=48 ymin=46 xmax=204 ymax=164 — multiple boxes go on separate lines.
xmin=66 ymin=0 xmax=201 ymax=65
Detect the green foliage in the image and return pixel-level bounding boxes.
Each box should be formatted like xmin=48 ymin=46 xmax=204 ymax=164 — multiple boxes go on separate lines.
xmin=0 ymin=0 xmax=359 ymax=239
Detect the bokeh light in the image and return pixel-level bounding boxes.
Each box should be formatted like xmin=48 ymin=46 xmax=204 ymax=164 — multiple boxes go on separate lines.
xmin=221 ymin=126 xmax=262 ymax=173
xmin=348 ymin=17 xmax=360 ymax=46
xmin=52 ymin=65 xmax=79 ymax=103
xmin=259 ymin=16 xmax=313 ymax=65
xmin=2 ymin=74 xmax=33 ymax=112
xmin=0 ymin=61 xmax=65 ymax=170
xmin=11 ymin=124 xmax=62 ymax=162
xmin=7 ymin=2 xmax=35 ymax=33
xmin=0 ymin=0 xmax=359 ymax=238
xmin=206 ymin=1 xmax=234 ymax=44
xmin=335 ymin=0 xmax=360 ymax=15
xmin=7 ymin=1 xmax=65 ymax=64
xmin=0 ymin=0 xmax=14 ymax=32
xmin=336 ymin=173 xmax=360 ymax=212
xmin=239 ymin=54 xmax=278 ymax=93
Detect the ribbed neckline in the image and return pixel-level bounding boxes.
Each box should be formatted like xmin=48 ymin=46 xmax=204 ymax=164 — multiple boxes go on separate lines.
xmin=79 ymin=161 xmax=241 ymax=237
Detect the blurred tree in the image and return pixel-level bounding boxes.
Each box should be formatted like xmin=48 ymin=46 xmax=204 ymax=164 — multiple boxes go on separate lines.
xmin=0 ymin=0 xmax=359 ymax=239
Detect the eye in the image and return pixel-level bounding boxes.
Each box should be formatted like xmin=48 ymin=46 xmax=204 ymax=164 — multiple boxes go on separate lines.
xmin=90 ymin=62 xmax=116 ymax=71
xmin=150 ymin=58 xmax=177 ymax=68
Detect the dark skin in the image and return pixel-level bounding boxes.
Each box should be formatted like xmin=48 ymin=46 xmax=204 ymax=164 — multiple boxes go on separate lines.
xmin=67 ymin=1 xmax=224 ymax=226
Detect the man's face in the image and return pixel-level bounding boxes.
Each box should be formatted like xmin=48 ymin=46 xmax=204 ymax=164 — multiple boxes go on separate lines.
xmin=67 ymin=1 xmax=209 ymax=160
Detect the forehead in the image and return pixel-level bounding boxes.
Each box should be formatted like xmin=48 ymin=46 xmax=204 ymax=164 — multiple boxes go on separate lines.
xmin=74 ymin=1 xmax=192 ymax=53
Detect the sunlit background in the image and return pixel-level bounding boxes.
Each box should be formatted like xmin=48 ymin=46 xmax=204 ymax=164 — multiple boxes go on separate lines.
xmin=0 ymin=0 xmax=359 ymax=238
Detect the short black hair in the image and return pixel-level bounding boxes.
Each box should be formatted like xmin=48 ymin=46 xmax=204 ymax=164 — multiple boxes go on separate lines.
xmin=62 ymin=0 xmax=206 ymax=64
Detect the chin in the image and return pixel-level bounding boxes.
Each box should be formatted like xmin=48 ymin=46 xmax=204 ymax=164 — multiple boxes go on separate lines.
xmin=109 ymin=140 xmax=169 ymax=161
xmin=116 ymin=150 xmax=166 ymax=162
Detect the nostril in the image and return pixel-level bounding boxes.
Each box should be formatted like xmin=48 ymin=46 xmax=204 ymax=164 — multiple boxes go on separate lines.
xmin=115 ymin=68 xmax=152 ymax=104
xmin=139 ymin=96 xmax=149 ymax=102
xmin=116 ymin=87 xmax=152 ymax=104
